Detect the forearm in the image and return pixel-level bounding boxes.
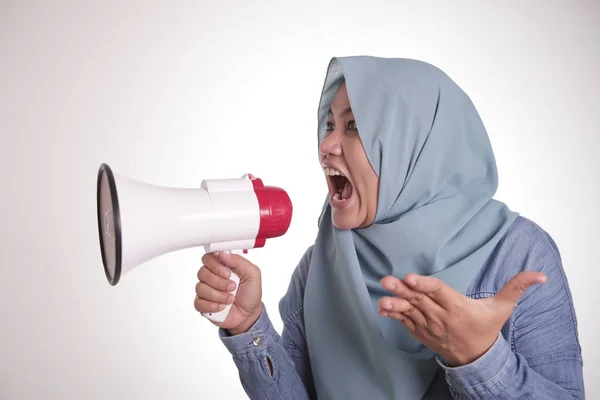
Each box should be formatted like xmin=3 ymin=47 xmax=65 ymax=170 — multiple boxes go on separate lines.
xmin=219 ymin=305 xmax=311 ymax=400
xmin=439 ymin=333 xmax=584 ymax=399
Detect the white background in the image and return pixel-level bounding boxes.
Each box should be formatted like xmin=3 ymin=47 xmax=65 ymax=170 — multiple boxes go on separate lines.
xmin=1 ymin=1 xmax=598 ymax=399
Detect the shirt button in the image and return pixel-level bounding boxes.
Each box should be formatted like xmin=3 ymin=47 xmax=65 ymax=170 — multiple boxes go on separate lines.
xmin=252 ymin=337 xmax=263 ymax=346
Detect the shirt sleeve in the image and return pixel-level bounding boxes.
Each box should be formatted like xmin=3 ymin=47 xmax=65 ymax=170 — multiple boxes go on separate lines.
xmin=436 ymin=332 xmax=583 ymax=399
xmin=218 ymin=305 xmax=312 ymax=400
xmin=436 ymin=230 xmax=585 ymax=399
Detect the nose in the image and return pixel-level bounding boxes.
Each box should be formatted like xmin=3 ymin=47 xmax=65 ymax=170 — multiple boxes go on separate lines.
xmin=319 ymin=129 xmax=342 ymax=157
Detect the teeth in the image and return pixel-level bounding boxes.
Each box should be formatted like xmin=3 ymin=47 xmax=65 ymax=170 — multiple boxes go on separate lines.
xmin=332 ymin=192 xmax=347 ymax=203
xmin=324 ymin=167 xmax=344 ymax=177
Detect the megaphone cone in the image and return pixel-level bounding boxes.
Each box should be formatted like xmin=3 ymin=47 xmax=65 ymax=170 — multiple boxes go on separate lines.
xmin=96 ymin=163 xmax=293 ymax=322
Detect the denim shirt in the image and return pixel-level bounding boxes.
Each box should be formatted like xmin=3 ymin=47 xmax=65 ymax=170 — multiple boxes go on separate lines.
xmin=218 ymin=216 xmax=585 ymax=399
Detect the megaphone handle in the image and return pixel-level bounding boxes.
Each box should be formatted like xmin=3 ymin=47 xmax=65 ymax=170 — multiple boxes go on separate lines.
xmin=202 ymin=250 xmax=241 ymax=323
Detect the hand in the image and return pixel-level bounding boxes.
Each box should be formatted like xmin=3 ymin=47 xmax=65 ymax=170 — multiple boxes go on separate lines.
xmin=194 ymin=252 xmax=263 ymax=335
xmin=378 ymin=271 xmax=547 ymax=367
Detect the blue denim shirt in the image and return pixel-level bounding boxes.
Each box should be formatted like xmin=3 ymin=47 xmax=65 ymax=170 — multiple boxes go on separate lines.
xmin=218 ymin=216 xmax=585 ymax=399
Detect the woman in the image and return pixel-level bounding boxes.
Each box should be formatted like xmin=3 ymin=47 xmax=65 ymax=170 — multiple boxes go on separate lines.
xmin=194 ymin=56 xmax=585 ymax=399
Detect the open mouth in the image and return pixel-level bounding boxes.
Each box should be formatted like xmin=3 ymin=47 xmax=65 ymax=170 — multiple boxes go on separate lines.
xmin=326 ymin=168 xmax=353 ymax=204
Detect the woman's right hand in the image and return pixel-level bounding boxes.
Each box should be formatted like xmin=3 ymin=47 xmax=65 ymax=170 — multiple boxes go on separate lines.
xmin=194 ymin=251 xmax=263 ymax=335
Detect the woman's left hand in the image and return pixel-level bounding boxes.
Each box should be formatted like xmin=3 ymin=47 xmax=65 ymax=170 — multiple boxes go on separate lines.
xmin=378 ymin=271 xmax=547 ymax=367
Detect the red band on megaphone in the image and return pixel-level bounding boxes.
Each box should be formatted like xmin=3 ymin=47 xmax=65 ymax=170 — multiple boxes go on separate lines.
xmin=249 ymin=175 xmax=293 ymax=248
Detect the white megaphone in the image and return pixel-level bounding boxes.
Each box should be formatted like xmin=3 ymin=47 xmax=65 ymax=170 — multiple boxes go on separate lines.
xmin=96 ymin=163 xmax=293 ymax=323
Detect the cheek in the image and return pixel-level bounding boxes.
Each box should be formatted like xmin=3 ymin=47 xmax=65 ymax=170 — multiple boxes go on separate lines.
xmin=367 ymin=174 xmax=379 ymax=204
xmin=344 ymin=139 xmax=377 ymax=201
xmin=358 ymin=181 xmax=376 ymax=214
xmin=349 ymin=159 xmax=374 ymax=197
xmin=356 ymin=168 xmax=378 ymax=215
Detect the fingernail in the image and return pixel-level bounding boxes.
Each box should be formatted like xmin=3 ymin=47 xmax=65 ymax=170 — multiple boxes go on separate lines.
xmin=405 ymin=276 xmax=417 ymax=287
xmin=227 ymin=282 xmax=236 ymax=291
xmin=220 ymin=268 xmax=230 ymax=279
xmin=218 ymin=304 xmax=226 ymax=311
xmin=220 ymin=252 xmax=231 ymax=260
xmin=382 ymin=301 xmax=392 ymax=310
xmin=227 ymin=295 xmax=235 ymax=304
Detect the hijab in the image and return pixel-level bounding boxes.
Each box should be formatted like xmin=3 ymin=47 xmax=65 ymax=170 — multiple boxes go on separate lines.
xmin=303 ymin=56 xmax=518 ymax=399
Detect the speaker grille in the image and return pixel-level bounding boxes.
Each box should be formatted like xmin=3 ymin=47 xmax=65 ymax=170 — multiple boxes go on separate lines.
xmin=97 ymin=163 xmax=122 ymax=286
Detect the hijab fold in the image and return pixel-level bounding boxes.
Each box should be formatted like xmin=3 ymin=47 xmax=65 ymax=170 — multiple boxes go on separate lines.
xmin=304 ymin=56 xmax=518 ymax=399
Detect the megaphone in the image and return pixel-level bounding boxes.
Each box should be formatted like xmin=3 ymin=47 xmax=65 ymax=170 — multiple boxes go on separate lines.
xmin=96 ymin=163 xmax=293 ymax=322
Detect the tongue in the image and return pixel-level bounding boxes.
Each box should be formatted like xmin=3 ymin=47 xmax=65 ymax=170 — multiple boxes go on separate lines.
xmin=341 ymin=179 xmax=352 ymax=200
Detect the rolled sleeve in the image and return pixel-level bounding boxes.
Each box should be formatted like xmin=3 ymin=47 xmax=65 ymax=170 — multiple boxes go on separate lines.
xmin=216 ymin=304 xmax=312 ymax=400
xmin=436 ymin=333 xmax=511 ymax=393
xmin=218 ymin=305 xmax=281 ymax=358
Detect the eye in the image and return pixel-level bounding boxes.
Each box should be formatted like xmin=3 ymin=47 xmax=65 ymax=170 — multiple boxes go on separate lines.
xmin=348 ymin=120 xmax=357 ymax=131
xmin=326 ymin=121 xmax=335 ymax=131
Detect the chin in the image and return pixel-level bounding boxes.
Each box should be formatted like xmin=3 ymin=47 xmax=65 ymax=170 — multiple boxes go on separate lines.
xmin=331 ymin=210 xmax=360 ymax=230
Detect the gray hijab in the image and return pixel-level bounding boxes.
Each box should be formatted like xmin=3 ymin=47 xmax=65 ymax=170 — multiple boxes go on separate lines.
xmin=303 ymin=56 xmax=518 ymax=399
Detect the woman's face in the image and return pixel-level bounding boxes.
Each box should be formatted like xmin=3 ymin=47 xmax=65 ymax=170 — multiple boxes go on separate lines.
xmin=319 ymin=81 xmax=379 ymax=230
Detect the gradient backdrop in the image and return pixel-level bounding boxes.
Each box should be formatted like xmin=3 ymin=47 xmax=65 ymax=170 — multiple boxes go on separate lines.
xmin=1 ymin=1 xmax=598 ymax=398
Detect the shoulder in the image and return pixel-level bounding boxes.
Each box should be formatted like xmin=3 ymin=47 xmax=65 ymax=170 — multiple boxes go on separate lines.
xmin=489 ymin=218 xmax=583 ymax=358
xmin=472 ymin=215 xmax=566 ymax=293
xmin=504 ymin=215 xmax=561 ymax=258
xmin=278 ymin=245 xmax=314 ymax=325
xmin=499 ymin=215 xmax=562 ymax=263
xmin=472 ymin=216 xmax=582 ymax=334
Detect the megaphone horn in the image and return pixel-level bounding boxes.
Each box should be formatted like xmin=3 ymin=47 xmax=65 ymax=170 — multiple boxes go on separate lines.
xmin=96 ymin=163 xmax=293 ymax=322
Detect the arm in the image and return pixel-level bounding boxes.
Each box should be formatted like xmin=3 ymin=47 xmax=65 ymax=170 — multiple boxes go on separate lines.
xmin=438 ymin=330 xmax=583 ymax=399
xmin=438 ymin=233 xmax=585 ymax=399
xmin=218 ymin=305 xmax=312 ymax=400
xmin=218 ymin=246 xmax=316 ymax=399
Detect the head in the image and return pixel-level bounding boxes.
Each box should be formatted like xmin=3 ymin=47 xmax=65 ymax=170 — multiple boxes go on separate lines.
xmin=316 ymin=56 xmax=499 ymax=234
xmin=319 ymin=81 xmax=379 ymax=230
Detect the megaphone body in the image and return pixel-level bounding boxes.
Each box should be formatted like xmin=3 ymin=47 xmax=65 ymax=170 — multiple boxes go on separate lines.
xmin=96 ymin=163 xmax=292 ymax=322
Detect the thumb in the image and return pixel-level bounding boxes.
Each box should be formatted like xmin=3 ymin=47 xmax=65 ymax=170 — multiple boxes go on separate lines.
xmin=217 ymin=252 xmax=260 ymax=282
xmin=494 ymin=271 xmax=547 ymax=313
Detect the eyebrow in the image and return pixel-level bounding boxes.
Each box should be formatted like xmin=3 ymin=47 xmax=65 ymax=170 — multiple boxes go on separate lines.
xmin=328 ymin=106 xmax=353 ymax=118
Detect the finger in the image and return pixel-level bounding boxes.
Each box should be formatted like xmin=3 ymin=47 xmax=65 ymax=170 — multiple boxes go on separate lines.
xmin=380 ymin=275 xmax=404 ymax=294
xmin=194 ymin=297 xmax=226 ymax=314
xmin=400 ymin=301 xmax=428 ymax=330
xmin=201 ymin=252 xmax=232 ymax=279
xmin=195 ymin=281 xmax=234 ymax=305
xmin=381 ymin=310 xmax=416 ymax=332
xmin=495 ymin=271 xmax=547 ymax=311
xmin=379 ymin=296 xmax=413 ymax=313
xmin=197 ymin=266 xmax=237 ymax=293
xmin=381 ymin=276 xmax=446 ymax=319
xmin=402 ymin=273 xmax=462 ymax=311
xmin=218 ymin=252 xmax=261 ymax=282
xmin=379 ymin=295 xmax=428 ymax=330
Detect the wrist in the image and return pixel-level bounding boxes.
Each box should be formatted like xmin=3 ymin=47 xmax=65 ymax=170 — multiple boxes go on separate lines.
xmin=444 ymin=339 xmax=497 ymax=367
xmin=227 ymin=303 xmax=264 ymax=336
